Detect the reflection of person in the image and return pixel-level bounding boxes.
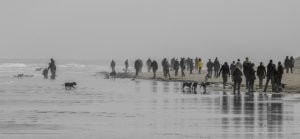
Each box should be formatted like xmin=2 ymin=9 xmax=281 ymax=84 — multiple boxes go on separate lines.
xmin=48 ymin=58 xmax=56 ymax=79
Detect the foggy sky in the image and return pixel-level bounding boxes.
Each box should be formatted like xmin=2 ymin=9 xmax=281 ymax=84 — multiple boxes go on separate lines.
xmin=0 ymin=0 xmax=299 ymax=61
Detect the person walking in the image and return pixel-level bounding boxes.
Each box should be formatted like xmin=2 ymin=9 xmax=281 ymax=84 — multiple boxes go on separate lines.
xmin=264 ymin=60 xmax=276 ymax=92
xmin=214 ymin=58 xmax=221 ymax=78
xmin=146 ymin=58 xmax=152 ymax=72
xmin=277 ymin=62 xmax=284 ymax=88
xmin=290 ymin=56 xmax=295 ymax=73
xmin=219 ymin=62 xmax=230 ymax=89
xmin=207 ymin=59 xmax=213 ymax=78
xmin=48 ymin=58 xmax=56 ymax=79
xmin=248 ymin=63 xmax=256 ymax=93
xmin=257 ymin=62 xmax=267 ymax=89
xmin=180 ymin=58 xmax=186 ymax=77
xmin=243 ymin=57 xmax=251 ymax=89
xmin=230 ymin=61 xmax=236 ymax=81
xmin=111 ymin=60 xmax=116 ymax=72
xmin=151 ymin=60 xmax=158 ymax=79
xmin=174 ymin=59 xmax=180 ymax=76
xmin=284 ymin=56 xmax=290 ymax=73
xmin=232 ymin=67 xmax=243 ymax=94
xmin=134 ymin=59 xmax=141 ymax=76
xmin=198 ymin=58 xmax=204 ymax=74
xmin=125 ymin=59 xmax=129 ymax=73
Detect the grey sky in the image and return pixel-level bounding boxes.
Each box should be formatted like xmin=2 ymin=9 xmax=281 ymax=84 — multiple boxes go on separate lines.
xmin=0 ymin=0 xmax=299 ymax=61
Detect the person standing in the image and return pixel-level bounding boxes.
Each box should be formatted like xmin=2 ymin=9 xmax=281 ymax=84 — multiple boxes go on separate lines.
xmin=162 ymin=58 xmax=171 ymax=79
xmin=213 ymin=58 xmax=221 ymax=78
xmin=277 ymin=62 xmax=284 ymax=88
xmin=111 ymin=60 xmax=116 ymax=72
xmin=232 ymin=67 xmax=243 ymax=94
xmin=264 ymin=60 xmax=276 ymax=92
xmin=189 ymin=59 xmax=194 ymax=74
xmin=248 ymin=63 xmax=256 ymax=93
xmin=236 ymin=59 xmax=243 ymax=70
xmin=151 ymin=60 xmax=158 ymax=79
xmin=243 ymin=57 xmax=250 ymax=89
xmin=198 ymin=58 xmax=204 ymax=74
xmin=134 ymin=59 xmax=141 ymax=76
xmin=125 ymin=59 xmax=129 ymax=73
xmin=174 ymin=59 xmax=180 ymax=76
xmin=219 ymin=62 xmax=230 ymax=89
xmin=284 ymin=56 xmax=290 ymax=73
xmin=230 ymin=61 xmax=236 ymax=81
xmin=180 ymin=58 xmax=186 ymax=77
xmin=290 ymin=56 xmax=295 ymax=74
xmin=146 ymin=58 xmax=152 ymax=72
xmin=257 ymin=62 xmax=267 ymax=89
xmin=48 ymin=58 xmax=56 ymax=79
xmin=207 ymin=59 xmax=213 ymax=78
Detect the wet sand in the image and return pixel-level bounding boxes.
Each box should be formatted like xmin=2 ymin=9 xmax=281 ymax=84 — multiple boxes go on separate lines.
xmin=132 ymin=69 xmax=300 ymax=93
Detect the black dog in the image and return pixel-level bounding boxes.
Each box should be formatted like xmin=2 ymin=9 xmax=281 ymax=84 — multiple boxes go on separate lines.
xmin=182 ymin=82 xmax=198 ymax=91
xmin=64 ymin=82 xmax=77 ymax=90
xmin=183 ymin=82 xmax=208 ymax=93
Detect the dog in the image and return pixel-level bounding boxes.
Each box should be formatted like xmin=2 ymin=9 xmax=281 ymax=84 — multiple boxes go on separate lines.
xmin=182 ymin=82 xmax=198 ymax=91
xmin=64 ymin=82 xmax=77 ymax=90
xmin=182 ymin=82 xmax=208 ymax=93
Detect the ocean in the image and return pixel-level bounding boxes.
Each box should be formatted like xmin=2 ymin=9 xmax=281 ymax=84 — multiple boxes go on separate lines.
xmin=0 ymin=59 xmax=300 ymax=139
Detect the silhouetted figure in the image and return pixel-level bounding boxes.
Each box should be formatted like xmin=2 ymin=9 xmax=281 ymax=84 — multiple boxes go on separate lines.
xmin=213 ymin=58 xmax=221 ymax=78
xmin=219 ymin=62 xmax=230 ymax=89
xmin=162 ymin=58 xmax=171 ymax=79
xmin=264 ymin=60 xmax=276 ymax=92
xmin=173 ymin=59 xmax=180 ymax=76
xmin=236 ymin=59 xmax=243 ymax=70
xmin=42 ymin=68 xmax=48 ymax=79
xmin=243 ymin=57 xmax=250 ymax=89
xmin=171 ymin=58 xmax=175 ymax=71
xmin=134 ymin=59 xmax=142 ymax=76
xmin=284 ymin=56 xmax=290 ymax=73
xmin=189 ymin=59 xmax=194 ymax=74
xmin=180 ymin=58 xmax=186 ymax=77
xmin=248 ymin=63 xmax=256 ymax=93
xmin=111 ymin=60 xmax=116 ymax=72
xmin=232 ymin=67 xmax=243 ymax=94
xmin=146 ymin=58 xmax=152 ymax=72
xmin=195 ymin=58 xmax=199 ymax=71
xmin=151 ymin=60 xmax=158 ymax=79
xmin=198 ymin=58 xmax=203 ymax=74
xmin=230 ymin=61 xmax=236 ymax=81
xmin=290 ymin=56 xmax=295 ymax=73
xmin=257 ymin=62 xmax=267 ymax=89
xmin=207 ymin=59 xmax=213 ymax=78
xmin=48 ymin=58 xmax=56 ymax=79
xmin=125 ymin=59 xmax=129 ymax=72
xmin=139 ymin=59 xmax=143 ymax=73
xmin=277 ymin=62 xmax=284 ymax=89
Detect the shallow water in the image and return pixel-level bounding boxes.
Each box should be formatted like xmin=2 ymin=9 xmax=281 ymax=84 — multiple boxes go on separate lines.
xmin=1 ymin=61 xmax=300 ymax=139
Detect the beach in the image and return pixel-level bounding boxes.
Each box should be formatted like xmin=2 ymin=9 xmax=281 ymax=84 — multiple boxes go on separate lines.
xmin=1 ymin=59 xmax=300 ymax=139
xmin=131 ymin=68 xmax=300 ymax=93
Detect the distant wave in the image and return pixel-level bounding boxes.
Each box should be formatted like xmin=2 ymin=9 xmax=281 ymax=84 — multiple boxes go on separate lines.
xmin=58 ymin=63 xmax=87 ymax=68
xmin=0 ymin=63 xmax=28 ymax=68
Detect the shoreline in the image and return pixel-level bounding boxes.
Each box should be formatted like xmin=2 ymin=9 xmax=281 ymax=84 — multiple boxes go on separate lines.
xmin=110 ymin=69 xmax=300 ymax=93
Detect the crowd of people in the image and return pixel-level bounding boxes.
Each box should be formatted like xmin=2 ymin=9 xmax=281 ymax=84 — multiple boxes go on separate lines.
xmin=109 ymin=56 xmax=295 ymax=93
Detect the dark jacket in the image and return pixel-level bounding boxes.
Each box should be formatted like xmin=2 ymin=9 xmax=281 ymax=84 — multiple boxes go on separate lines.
xmin=257 ymin=65 xmax=266 ymax=77
xmin=219 ymin=64 xmax=230 ymax=75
